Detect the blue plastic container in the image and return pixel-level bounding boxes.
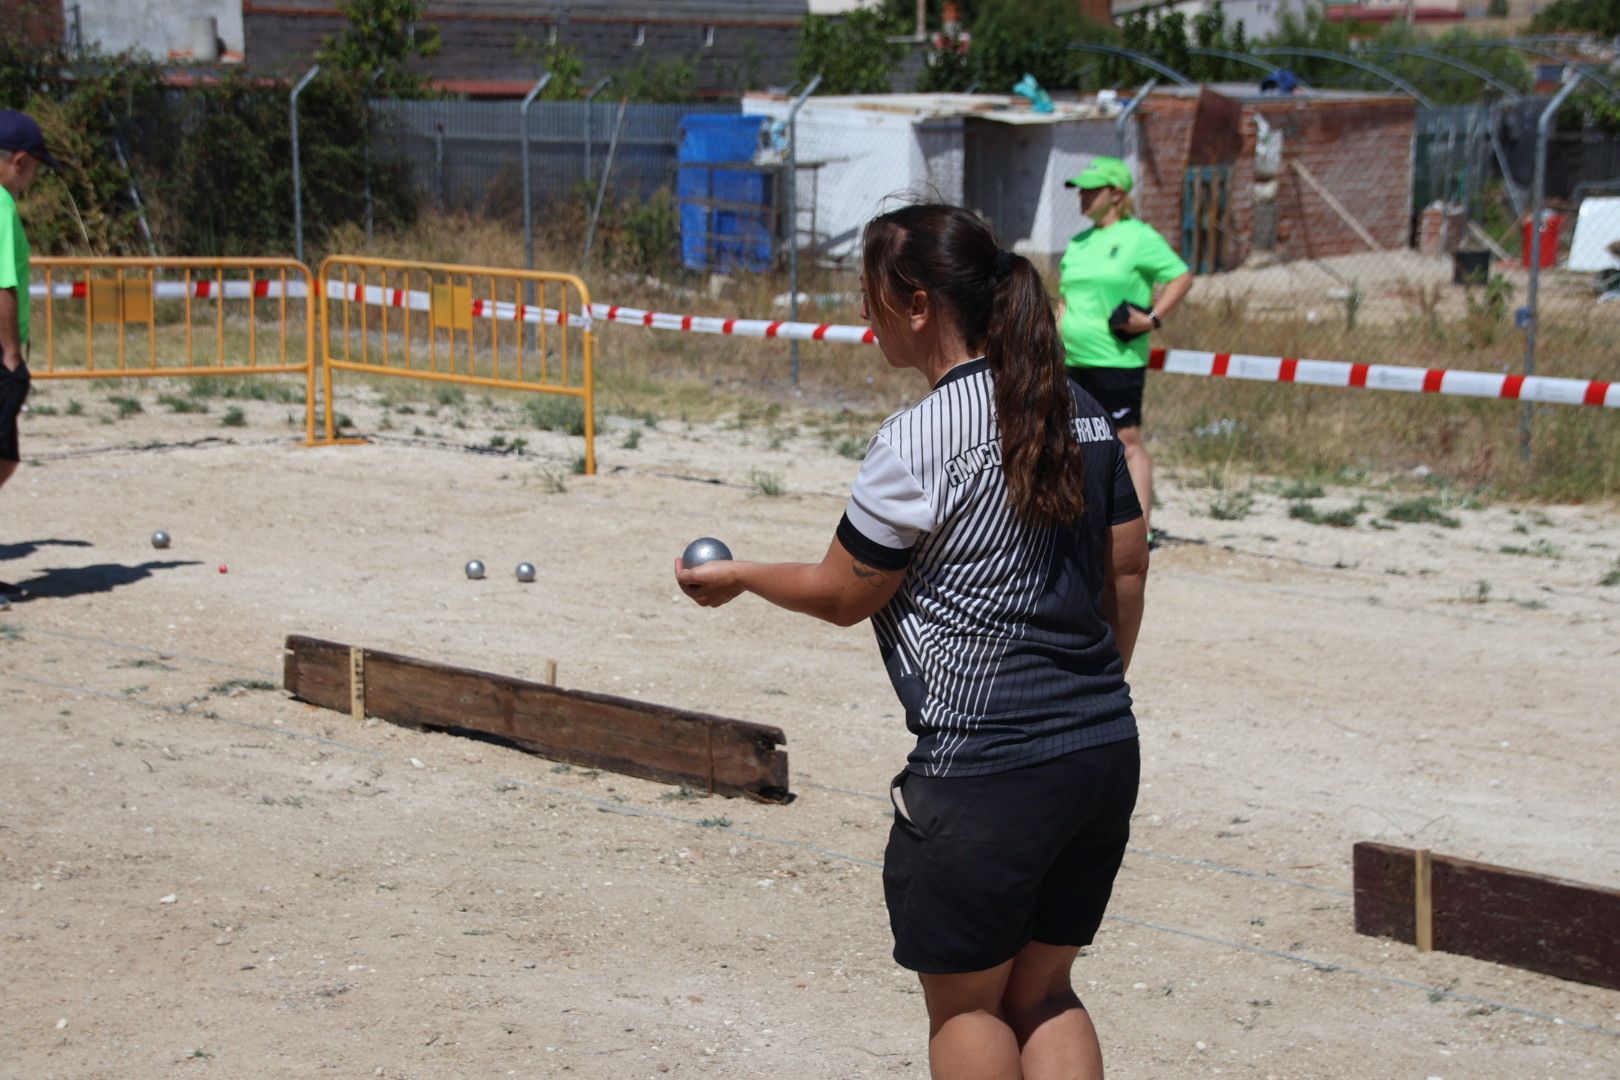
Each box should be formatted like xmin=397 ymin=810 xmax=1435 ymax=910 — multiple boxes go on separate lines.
xmin=678 ymin=115 xmax=773 ymax=272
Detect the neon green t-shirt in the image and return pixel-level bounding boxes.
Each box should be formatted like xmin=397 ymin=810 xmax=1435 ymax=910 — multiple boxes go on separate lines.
xmin=0 ymin=185 xmax=30 ymax=347
xmin=1058 ymin=218 xmax=1187 ymax=370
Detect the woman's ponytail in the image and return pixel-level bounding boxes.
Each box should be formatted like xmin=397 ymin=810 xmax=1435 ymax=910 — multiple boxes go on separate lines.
xmin=862 ymin=204 xmax=1087 ymax=527
xmin=985 ymin=252 xmax=1087 ymax=526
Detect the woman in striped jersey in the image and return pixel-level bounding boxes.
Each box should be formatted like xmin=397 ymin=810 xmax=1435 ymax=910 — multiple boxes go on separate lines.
xmin=677 ymin=203 xmax=1149 ymax=1080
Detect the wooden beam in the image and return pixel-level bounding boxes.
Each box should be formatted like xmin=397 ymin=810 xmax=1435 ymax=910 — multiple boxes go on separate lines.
xmin=284 ymin=635 xmax=789 ymax=802
xmin=1467 ymin=221 xmax=1511 ymax=262
xmin=1353 ymin=842 xmax=1620 ymax=990
xmin=1291 ymin=161 xmax=1382 ymax=253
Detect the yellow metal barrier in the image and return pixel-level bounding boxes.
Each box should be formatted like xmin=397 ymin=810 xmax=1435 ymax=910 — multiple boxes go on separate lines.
xmin=30 ymin=257 xmax=319 ymax=444
xmin=317 ymin=256 xmax=597 ymax=474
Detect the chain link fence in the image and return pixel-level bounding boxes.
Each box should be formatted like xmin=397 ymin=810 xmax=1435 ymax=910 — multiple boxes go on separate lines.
xmin=338 ymin=89 xmax=1617 ymax=398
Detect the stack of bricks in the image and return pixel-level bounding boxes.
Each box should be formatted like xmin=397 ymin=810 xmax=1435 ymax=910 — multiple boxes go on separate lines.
xmin=1417 ymin=201 xmax=1469 ymax=254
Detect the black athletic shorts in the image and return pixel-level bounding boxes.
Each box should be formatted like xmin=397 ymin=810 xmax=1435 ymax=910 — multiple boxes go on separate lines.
xmin=1067 ymin=365 xmax=1145 ymax=429
xmin=0 ymin=360 xmax=30 ymax=463
xmin=883 ymin=737 xmax=1140 ymax=974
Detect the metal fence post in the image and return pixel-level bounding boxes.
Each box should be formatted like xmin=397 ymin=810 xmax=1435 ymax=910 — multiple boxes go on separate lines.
xmin=520 ymin=73 xmax=553 ymax=272
xmin=290 ymin=64 xmax=320 ymax=263
xmin=1521 ymin=71 xmax=1583 ymax=462
xmin=786 ymin=74 xmax=822 ymax=389
xmin=583 ymin=76 xmax=612 ymax=187
xmin=363 ymin=67 xmax=383 ymax=240
xmin=434 ymin=122 xmax=446 ymax=209
xmin=1115 ymin=77 xmax=1157 ymax=160
xmin=582 ymin=98 xmax=629 ymax=266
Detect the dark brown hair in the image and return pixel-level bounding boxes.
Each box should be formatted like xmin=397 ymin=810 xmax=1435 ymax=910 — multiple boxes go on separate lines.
xmin=862 ymin=203 xmax=1086 ymax=526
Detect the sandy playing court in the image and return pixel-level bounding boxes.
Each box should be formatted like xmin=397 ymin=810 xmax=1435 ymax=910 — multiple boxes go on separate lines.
xmin=2 ymin=382 xmax=1617 ymax=1079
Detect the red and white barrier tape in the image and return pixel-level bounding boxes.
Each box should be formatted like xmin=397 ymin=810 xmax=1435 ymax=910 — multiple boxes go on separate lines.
xmin=31 ymin=279 xmax=310 ymax=301
xmin=31 ymin=279 xmax=1617 ymax=409
xmin=1148 ymin=349 xmax=1617 ymax=409
xmin=588 ymin=302 xmax=875 ymax=345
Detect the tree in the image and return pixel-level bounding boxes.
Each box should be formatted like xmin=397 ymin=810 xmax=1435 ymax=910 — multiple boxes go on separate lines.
xmin=969 ymin=0 xmax=1090 ymax=94
xmin=316 ymin=0 xmax=441 ymax=97
xmin=513 ymin=37 xmax=586 ymax=100
xmin=794 ymin=9 xmax=908 ymax=94
xmin=916 ymin=31 xmax=976 ymax=93
xmin=612 ymin=55 xmax=702 ymax=104
xmin=1530 ymin=0 xmax=1620 ymax=36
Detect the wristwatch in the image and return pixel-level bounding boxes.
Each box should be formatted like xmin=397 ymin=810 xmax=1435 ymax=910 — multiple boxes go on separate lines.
xmin=1147 ymin=309 xmax=1162 ymax=329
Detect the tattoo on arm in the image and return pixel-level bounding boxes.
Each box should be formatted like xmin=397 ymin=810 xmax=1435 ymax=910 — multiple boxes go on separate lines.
xmin=850 ymin=559 xmax=888 ymax=588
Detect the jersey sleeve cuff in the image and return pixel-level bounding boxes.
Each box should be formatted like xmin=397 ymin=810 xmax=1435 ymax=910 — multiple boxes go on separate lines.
xmin=837 ymin=513 xmax=914 ymax=572
xmin=1110 ymin=503 xmax=1144 ymax=527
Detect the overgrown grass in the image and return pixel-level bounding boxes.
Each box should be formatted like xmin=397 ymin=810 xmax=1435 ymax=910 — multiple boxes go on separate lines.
xmin=157 ymin=393 xmax=209 ymax=414
xmin=1152 ymin=295 xmax=1620 ymax=502
xmin=1499 ymin=539 xmax=1562 ymax=559
xmin=1384 ymin=497 xmax=1461 ymax=528
xmin=750 ymin=470 xmax=786 ymax=497
xmin=1289 ymin=500 xmax=1366 ymax=528
xmin=526 ymin=395 xmax=586 ymax=436
xmin=1206 ymin=489 xmax=1254 ymax=521
xmin=1278 ymin=480 xmax=1325 ymax=500
xmin=29 ymin=211 xmax=1617 ymax=504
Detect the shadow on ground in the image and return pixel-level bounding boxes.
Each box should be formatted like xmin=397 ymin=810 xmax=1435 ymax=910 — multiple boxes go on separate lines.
xmin=0 ymin=538 xmax=94 ymax=562
xmin=9 ymin=561 xmax=201 ymax=602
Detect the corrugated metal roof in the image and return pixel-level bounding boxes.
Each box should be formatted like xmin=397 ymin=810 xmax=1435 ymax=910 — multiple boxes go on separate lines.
xmin=745 ymin=92 xmax=1121 ymax=124
xmin=247 ymin=0 xmax=807 ymax=19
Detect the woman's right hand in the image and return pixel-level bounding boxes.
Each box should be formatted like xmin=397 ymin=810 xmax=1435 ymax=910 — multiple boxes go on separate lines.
xmin=674 ymin=557 xmax=746 ymax=608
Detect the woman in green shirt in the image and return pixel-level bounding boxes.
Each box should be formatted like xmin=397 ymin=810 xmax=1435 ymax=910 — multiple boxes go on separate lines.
xmin=1058 ymin=157 xmax=1192 ymax=538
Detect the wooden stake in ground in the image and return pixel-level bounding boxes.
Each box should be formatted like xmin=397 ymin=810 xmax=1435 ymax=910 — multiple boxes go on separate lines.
xmin=284 ymin=635 xmax=790 ymax=802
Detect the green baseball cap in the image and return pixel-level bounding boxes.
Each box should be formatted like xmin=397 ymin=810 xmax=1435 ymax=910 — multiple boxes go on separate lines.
xmin=1064 ymin=156 xmax=1132 ymax=192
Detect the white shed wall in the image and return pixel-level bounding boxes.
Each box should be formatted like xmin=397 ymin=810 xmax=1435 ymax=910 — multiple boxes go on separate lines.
xmin=72 ymin=0 xmax=243 ymax=60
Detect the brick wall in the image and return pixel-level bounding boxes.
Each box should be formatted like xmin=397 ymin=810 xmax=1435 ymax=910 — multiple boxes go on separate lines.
xmin=1132 ymin=96 xmax=1198 ymax=248
xmin=1 ymin=0 xmax=64 ymax=48
xmin=1075 ymin=0 xmax=1112 ymax=26
xmin=1132 ymin=94 xmax=1416 ymax=269
xmin=1228 ymin=99 xmax=1415 ymax=265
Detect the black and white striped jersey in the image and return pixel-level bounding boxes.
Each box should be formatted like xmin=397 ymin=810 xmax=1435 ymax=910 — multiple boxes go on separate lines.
xmin=835 ymin=358 xmax=1142 ymax=778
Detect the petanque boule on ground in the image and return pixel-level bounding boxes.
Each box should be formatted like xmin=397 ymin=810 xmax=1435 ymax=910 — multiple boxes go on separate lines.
xmin=516 ymin=562 xmax=537 ymax=583
xmin=151 ymin=530 xmax=170 ymax=549
xmin=465 ymin=559 xmax=486 ymax=580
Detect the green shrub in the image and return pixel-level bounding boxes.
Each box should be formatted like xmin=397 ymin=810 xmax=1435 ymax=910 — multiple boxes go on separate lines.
xmin=526 ymin=395 xmax=587 ymax=436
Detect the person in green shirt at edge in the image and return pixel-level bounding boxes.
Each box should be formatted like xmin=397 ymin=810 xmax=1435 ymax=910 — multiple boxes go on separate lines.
xmin=1058 ymin=156 xmax=1192 ymax=544
xmin=0 ymin=110 xmax=60 ymax=606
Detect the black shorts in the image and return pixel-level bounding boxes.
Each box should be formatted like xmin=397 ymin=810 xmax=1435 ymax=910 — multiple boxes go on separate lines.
xmin=0 ymin=362 xmax=30 ymax=463
xmin=1068 ymin=365 xmax=1145 ymax=429
xmin=883 ymin=738 xmax=1139 ymax=974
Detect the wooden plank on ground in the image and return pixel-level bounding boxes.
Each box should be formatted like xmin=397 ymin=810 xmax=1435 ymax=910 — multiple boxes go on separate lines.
xmin=284 ymin=634 xmax=789 ymax=802
xmin=1353 ymin=842 xmax=1620 ymax=990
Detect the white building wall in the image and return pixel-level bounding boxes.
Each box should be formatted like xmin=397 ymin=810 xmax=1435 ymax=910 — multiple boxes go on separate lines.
xmin=745 ymin=95 xmax=945 ymax=259
xmin=744 ymin=94 xmax=1138 ymax=261
xmin=71 ymin=0 xmax=243 ymax=60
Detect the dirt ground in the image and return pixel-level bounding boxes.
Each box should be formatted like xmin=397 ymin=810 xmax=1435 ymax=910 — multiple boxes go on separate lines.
xmin=2 ymin=380 xmax=1617 ymax=1079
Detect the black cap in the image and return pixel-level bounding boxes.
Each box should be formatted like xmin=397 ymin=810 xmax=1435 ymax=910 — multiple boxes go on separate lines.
xmin=0 ymin=110 xmax=63 ymax=171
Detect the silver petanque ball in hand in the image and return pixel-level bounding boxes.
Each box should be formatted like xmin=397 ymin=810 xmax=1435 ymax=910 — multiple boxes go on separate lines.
xmin=465 ymin=559 xmax=486 ymax=580
xmin=515 ymin=562 xmax=537 ymax=583
xmin=681 ymin=537 xmax=733 ymax=569
xmin=150 ymin=530 xmax=171 ymax=550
